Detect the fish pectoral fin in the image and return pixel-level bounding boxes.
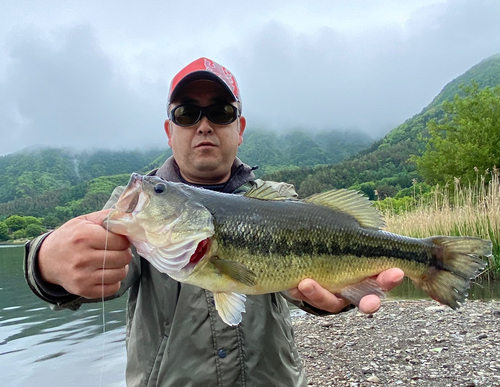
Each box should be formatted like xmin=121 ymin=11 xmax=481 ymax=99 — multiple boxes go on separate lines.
xmin=211 ymin=258 xmax=257 ymax=286
xmin=213 ymin=292 xmax=247 ymax=326
xmin=338 ymin=278 xmax=386 ymax=307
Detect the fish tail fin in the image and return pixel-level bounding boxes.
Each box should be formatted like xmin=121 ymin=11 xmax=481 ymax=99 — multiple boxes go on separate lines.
xmin=416 ymin=236 xmax=490 ymax=308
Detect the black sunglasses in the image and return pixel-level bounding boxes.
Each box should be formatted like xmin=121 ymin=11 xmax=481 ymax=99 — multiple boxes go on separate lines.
xmin=169 ymin=103 xmax=239 ymax=127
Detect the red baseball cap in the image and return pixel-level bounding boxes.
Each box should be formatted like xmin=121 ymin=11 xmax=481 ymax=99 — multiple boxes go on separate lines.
xmin=167 ymin=57 xmax=241 ymax=106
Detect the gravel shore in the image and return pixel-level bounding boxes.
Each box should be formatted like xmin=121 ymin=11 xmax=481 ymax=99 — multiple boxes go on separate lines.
xmin=292 ymin=300 xmax=500 ymax=387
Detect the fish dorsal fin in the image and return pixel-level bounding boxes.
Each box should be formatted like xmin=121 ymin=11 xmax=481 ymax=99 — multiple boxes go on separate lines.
xmin=244 ymin=184 xmax=291 ymax=201
xmin=305 ymin=189 xmax=385 ymax=230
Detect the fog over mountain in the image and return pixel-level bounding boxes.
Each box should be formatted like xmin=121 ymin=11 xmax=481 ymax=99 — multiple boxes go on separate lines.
xmin=1 ymin=0 xmax=500 ymax=156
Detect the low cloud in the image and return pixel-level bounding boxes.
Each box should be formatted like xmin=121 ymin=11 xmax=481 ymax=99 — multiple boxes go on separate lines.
xmin=0 ymin=1 xmax=499 ymax=155
xmin=0 ymin=25 xmax=168 ymax=155
xmin=236 ymin=0 xmax=500 ymax=136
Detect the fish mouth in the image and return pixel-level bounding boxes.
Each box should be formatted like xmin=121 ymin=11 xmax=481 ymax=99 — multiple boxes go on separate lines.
xmin=115 ymin=173 xmax=144 ymax=213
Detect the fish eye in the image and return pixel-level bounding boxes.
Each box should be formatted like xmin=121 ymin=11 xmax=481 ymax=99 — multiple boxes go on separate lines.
xmin=154 ymin=183 xmax=167 ymax=194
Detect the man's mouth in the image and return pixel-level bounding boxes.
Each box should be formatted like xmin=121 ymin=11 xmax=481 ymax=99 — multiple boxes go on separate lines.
xmin=196 ymin=142 xmax=216 ymax=148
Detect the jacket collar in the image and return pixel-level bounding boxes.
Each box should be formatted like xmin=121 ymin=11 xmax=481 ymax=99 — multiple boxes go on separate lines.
xmin=154 ymin=156 xmax=256 ymax=193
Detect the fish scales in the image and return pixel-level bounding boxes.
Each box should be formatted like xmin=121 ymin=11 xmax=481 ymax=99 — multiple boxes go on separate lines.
xmin=204 ymin=192 xmax=434 ymax=264
xmin=105 ymin=173 xmax=491 ymax=326
xmin=174 ymin=184 xmax=475 ymax=296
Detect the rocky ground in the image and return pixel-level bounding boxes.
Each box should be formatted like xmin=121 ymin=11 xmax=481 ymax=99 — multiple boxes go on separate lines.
xmin=292 ymin=300 xmax=500 ymax=387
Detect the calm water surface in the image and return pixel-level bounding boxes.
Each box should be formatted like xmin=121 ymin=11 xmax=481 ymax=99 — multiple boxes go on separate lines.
xmin=0 ymin=245 xmax=126 ymax=387
xmin=1 ymin=245 xmax=500 ymax=387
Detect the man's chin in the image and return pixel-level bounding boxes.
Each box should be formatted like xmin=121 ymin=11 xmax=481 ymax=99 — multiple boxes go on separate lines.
xmin=193 ymin=158 xmax=220 ymax=171
xmin=192 ymin=153 xmax=226 ymax=169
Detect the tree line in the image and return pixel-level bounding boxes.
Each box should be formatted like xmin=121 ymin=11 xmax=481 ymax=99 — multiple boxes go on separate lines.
xmin=0 ymin=129 xmax=374 ymax=230
xmin=1 ymin=53 xmax=500 ymax=240
xmin=2 ymin=83 xmax=500 ymax=239
xmin=0 ymin=215 xmax=48 ymax=241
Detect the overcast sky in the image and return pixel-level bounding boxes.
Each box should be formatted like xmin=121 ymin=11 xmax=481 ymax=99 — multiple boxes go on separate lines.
xmin=1 ymin=0 xmax=499 ymax=156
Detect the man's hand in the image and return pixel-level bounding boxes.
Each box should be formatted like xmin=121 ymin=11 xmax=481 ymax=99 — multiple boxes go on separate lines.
xmin=288 ymin=268 xmax=404 ymax=314
xmin=38 ymin=209 xmax=132 ymax=299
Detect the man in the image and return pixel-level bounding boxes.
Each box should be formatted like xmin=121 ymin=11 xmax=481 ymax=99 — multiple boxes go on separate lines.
xmin=25 ymin=57 xmax=404 ymax=386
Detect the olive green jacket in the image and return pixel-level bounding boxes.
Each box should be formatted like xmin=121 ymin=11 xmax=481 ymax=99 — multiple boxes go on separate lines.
xmin=24 ymin=157 xmax=312 ymax=387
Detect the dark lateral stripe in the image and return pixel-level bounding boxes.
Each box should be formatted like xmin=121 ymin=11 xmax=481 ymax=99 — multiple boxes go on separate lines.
xmin=215 ymin=226 xmax=433 ymax=265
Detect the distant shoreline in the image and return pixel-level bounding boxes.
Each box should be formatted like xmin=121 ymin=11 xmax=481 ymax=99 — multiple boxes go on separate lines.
xmin=0 ymin=237 xmax=28 ymax=245
xmin=0 ymin=242 xmax=25 ymax=247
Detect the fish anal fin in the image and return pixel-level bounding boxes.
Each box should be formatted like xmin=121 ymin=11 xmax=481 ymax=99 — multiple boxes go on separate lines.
xmin=213 ymin=292 xmax=246 ymax=326
xmin=338 ymin=278 xmax=386 ymax=307
xmin=305 ymin=189 xmax=385 ymax=230
xmin=211 ymin=257 xmax=257 ymax=287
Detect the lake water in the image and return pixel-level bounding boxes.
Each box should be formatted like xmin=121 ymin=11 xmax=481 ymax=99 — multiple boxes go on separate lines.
xmin=0 ymin=245 xmax=127 ymax=387
xmin=1 ymin=244 xmax=500 ymax=387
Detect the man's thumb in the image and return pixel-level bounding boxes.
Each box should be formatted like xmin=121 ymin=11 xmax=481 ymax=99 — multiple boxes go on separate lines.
xmin=81 ymin=209 xmax=113 ymax=225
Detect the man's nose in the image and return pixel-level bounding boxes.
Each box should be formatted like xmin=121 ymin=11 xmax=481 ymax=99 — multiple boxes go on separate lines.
xmin=197 ymin=116 xmax=213 ymax=135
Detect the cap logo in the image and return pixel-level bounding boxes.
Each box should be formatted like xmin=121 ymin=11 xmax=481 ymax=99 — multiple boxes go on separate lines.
xmin=168 ymin=57 xmax=241 ymax=105
xmin=204 ymin=58 xmax=237 ymax=95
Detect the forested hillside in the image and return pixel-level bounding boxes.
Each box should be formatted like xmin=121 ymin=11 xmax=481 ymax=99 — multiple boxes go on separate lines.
xmin=238 ymin=128 xmax=373 ymax=176
xmin=0 ymin=147 xmax=165 ymax=203
xmin=2 ymin=53 xmax=500 ymax=241
xmin=0 ymin=128 xmax=371 ymax=232
xmin=426 ymin=54 xmax=500 ymax=110
xmin=0 ymin=147 xmax=167 ymax=233
xmin=265 ymin=54 xmax=500 ymax=198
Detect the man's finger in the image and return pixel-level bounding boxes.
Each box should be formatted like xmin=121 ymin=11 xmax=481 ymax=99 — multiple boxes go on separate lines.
xmin=85 ymin=283 xmax=122 ymax=299
xmin=101 ymin=232 xmax=131 ymax=251
xmin=297 ymin=279 xmax=349 ymax=313
xmin=358 ymin=294 xmax=382 ymax=314
xmin=93 ymin=249 xmax=132 ymax=269
xmin=83 ymin=209 xmax=113 ymax=225
xmin=93 ymin=266 xmax=129 ymax=286
xmin=376 ymin=268 xmax=404 ymax=291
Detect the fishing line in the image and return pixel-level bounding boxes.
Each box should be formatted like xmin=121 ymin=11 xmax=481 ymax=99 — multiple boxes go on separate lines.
xmin=99 ymin=214 xmax=110 ymax=387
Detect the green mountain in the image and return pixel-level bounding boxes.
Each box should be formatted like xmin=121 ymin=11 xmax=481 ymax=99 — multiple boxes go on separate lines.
xmin=0 ymin=147 xmax=165 ymax=203
xmin=265 ymin=53 xmax=500 ymax=198
xmin=238 ymin=128 xmax=373 ymax=176
xmin=0 ymin=129 xmax=371 ymax=224
xmin=0 ymin=147 xmax=166 ymax=224
xmin=426 ymin=54 xmax=500 ymax=111
xmin=2 ymin=53 xmax=499 ymax=230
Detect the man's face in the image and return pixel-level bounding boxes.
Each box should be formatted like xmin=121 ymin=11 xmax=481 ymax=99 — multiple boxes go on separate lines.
xmin=165 ymin=80 xmax=246 ymax=185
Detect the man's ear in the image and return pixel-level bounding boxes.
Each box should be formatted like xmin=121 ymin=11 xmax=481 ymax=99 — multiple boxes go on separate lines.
xmin=238 ymin=116 xmax=246 ymax=146
xmin=164 ymin=120 xmax=173 ymax=147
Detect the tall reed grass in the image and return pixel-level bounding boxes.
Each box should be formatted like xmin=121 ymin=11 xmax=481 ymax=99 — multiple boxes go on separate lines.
xmin=380 ymin=168 xmax=500 ymax=276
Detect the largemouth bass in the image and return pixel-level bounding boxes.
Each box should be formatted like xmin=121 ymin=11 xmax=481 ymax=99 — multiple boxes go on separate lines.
xmin=105 ymin=173 xmax=490 ymax=326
